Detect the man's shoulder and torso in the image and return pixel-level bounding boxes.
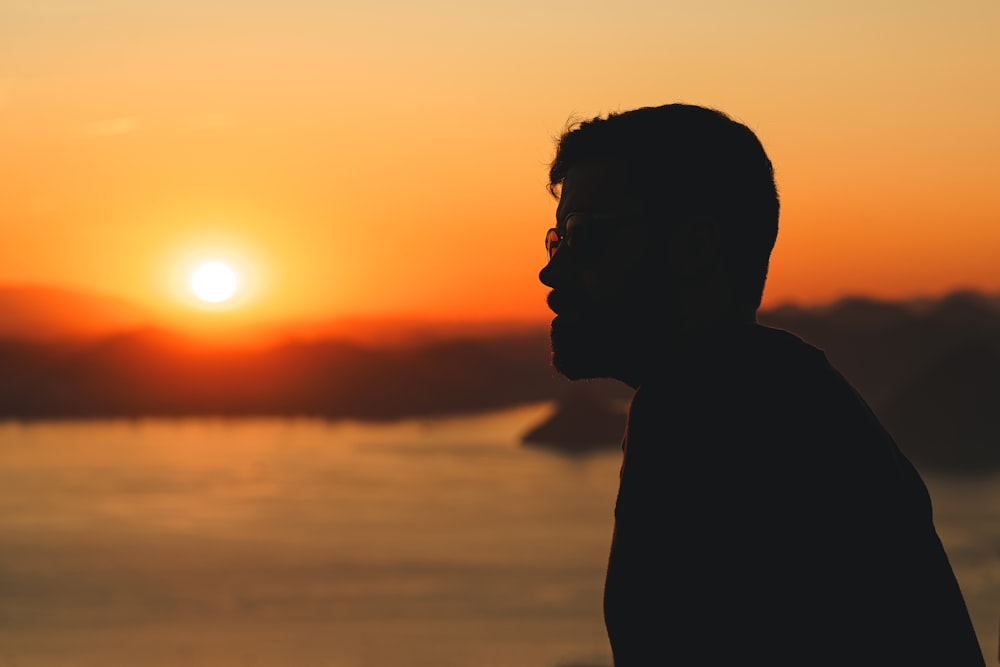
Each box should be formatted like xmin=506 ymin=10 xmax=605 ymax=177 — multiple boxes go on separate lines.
xmin=605 ymin=324 xmax=984 ymax=665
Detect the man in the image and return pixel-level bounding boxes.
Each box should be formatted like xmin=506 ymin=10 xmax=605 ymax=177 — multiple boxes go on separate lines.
xmin=538 ymin=104 xmax=984 ymax=666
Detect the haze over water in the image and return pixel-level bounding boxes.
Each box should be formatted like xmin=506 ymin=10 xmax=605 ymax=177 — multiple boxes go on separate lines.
xmin=1 ymin=407 xmax=996 ymax=666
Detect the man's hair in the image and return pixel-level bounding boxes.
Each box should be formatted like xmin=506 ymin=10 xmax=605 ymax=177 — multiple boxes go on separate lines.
xmin=548 ymin=104 xmax=779 ymax=312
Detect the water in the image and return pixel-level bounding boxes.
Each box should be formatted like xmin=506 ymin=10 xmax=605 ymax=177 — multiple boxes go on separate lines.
xmin=0 ymin=406 xmax=997 ymax=666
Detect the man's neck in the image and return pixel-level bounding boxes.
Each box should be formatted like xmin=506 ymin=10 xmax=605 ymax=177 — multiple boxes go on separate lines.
xmin=621 ymin=315 xmax=759 ymax=389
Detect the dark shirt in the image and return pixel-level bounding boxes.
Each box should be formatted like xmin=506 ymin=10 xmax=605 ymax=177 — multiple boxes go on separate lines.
xmin=604 ymin=324 xmax=984 ymax=666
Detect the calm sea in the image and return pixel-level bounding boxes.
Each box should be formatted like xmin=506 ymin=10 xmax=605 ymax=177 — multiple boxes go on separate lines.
xmin=0 ymin=405 xmax=996 ymax=667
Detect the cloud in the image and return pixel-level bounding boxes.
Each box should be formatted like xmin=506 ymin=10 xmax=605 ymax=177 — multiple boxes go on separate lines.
xmin=82 ymin=116 xmax=139 ymax=137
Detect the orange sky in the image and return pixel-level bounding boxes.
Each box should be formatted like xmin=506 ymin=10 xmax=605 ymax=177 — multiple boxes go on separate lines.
xmin=2 ymin=0 xmax=998 ymax=331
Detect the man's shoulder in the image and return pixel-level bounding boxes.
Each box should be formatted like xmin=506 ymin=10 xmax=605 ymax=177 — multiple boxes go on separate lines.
xmin=738 ymin=324 xmax=867 ymax=409
xmin=743 ymin=324 xmax=833 ymax=380
xmin=633 ymin=323 xmax=872 ymax=434
xmin=645 ymin=323 xmax=833 ymax=391
xmin=743 ymin=323 xmax=827 ymax=362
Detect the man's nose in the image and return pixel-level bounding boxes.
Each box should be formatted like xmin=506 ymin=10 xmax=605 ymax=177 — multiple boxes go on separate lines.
xmin=538 ymin=250 xmax=565 ymax=288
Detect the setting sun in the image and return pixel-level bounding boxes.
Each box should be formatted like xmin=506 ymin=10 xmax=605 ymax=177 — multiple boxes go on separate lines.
xmin=190 ymin=261 xmax=239 ymax=303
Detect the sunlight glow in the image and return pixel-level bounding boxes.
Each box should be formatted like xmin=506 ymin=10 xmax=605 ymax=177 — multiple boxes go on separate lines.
xmin=190 ymin=262 xmax=239 ymax=303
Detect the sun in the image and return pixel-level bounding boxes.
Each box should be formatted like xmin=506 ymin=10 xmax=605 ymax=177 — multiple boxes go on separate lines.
xmin=190 ymin=261 xmax=239 ymax=303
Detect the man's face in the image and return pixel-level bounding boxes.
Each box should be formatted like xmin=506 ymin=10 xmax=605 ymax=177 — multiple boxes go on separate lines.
xmin=538 ymin=159 xmax=662 ymax=386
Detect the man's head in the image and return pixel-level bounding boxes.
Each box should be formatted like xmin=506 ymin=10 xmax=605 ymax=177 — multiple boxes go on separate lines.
xmin=538 ymin=104 xmax=779 ymax=387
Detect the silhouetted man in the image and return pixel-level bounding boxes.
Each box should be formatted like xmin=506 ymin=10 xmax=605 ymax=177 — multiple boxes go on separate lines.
xmin=538 ymin=104 xmax=984 ymax=666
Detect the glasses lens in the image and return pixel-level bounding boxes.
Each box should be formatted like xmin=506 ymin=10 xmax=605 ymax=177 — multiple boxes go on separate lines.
xmin=545 ymin=228 xmax=561 ymax=259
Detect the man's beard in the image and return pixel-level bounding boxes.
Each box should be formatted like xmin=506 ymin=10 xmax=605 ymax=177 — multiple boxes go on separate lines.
xmin=549 ymin=310 xmax=636 ymax=383
xmin=546 ymin=275 xmax=668 ymax=385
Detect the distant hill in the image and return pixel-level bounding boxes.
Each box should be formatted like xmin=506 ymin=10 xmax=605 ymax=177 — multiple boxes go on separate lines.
xmin=1 ymin=285 xmax=998 ymax=471
xmin=878 ymin=339 xmax=1000 ymax=471
xmin=521 ymin=385 xmax=629 ymax=455
xmin=0 ymin=285 xmax=152 ymax=341
xmin=0 ymin=324 xmax=570 ymax=421
xmin=759 ymin=290 xmax=1000 ymax=471
xmin=759 ymin=290 xmax=1000 ymax=409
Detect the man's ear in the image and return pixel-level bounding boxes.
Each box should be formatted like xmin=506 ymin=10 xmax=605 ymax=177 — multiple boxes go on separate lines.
xmin=666 ymin=214 xmax=723 ymax=277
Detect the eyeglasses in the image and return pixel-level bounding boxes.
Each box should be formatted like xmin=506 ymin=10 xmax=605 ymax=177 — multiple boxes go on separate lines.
xmin=544 ymin=212 xmax=629 ymax=260
xmin=544 ymin=227 xmax=563 ymax=260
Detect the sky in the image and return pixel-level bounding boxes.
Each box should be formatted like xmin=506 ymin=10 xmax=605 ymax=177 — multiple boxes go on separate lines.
xmin=2 ymin=0 xmax=998 ymax=330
